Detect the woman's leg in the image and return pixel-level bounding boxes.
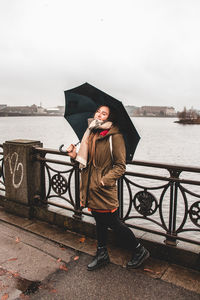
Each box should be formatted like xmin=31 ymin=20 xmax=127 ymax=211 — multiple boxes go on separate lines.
xmin=87 ymin=211 xmax=110 ymax=271
xmin=105 ymin=211 xmax=150 ymax=268
xmin=88 ymin=210 xmax=149 ymax=270
xmin=106 ymin=210 xmax=139 ymax=249
xmin=92 ymin=211 xmax=108 ymax=247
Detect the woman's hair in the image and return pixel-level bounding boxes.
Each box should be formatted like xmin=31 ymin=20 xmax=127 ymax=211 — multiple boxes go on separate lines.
xmin=95 ymin=105 xmax=118 ymax=125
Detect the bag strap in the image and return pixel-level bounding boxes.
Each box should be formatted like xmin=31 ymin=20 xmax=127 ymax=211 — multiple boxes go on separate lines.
xmin=109 ymin=135 xmax=113 ymax=160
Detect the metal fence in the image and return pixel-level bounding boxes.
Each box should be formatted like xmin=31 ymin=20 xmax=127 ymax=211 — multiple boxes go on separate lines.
xmin=0 ymin=144 xmax=5 ymax=195
xmin=34 ymin=146 xmax=200 ymax=247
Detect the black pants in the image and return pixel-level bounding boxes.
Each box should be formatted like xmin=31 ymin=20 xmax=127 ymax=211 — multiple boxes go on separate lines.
xmin=92 ymin=210 xmax=139 ymax=250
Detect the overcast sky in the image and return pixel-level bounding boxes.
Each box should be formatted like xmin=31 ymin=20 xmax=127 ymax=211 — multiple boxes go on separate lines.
xmin=0 ymin=0 xmax=200 ymax=111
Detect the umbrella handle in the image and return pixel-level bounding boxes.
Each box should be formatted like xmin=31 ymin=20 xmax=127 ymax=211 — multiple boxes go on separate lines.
xmin=59 ymin=142 xmax=80 ymax=153
xmin=59 ymin=144 xmax=66 ymax=153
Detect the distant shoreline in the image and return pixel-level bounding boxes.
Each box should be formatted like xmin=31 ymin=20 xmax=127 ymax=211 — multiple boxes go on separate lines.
xmin=0 ymin=114 xmax=63 ymax=117
xmin=174 ymin=119 xmax=200 ymax=124
xmin=0 ymin=114 xmax=177 ymax=118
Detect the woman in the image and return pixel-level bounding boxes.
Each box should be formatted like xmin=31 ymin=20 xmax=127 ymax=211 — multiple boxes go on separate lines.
xmin=67 ymin=105 xmax=149 ymax=271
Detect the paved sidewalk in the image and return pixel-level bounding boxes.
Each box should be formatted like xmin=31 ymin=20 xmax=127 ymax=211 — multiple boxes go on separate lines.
xmin=0 ymin=208 xmax=200 ymax=299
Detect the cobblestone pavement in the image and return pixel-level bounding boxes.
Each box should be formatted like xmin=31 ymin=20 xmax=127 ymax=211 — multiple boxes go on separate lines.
xmin=0 ymin=209 xmax=200 ymax=300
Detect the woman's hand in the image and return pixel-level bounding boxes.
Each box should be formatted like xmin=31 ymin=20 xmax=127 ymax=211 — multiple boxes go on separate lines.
xmin=66 ymin=144 xmax=77 ymax=159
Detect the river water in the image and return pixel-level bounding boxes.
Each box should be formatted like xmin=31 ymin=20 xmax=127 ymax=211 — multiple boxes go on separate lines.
xmin=0 ymin=116 xmax=200 ymax=167
xmin=0 ymin=116 xmax=200 ymax=243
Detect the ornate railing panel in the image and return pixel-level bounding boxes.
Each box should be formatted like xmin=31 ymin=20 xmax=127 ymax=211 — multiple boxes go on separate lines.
xmin=0 ymin=144 xmax=5 ymax=196
xmin=34 ymin=148 xmax=81 ymax=219
xmin=119 ymin=161 xmax=200 ymax=246
xmin=34 ymin=147 xmax=200 ymax=246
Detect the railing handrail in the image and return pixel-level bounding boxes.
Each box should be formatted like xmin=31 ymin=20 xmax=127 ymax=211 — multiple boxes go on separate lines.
xmin=34 ymin=150 xmax=200 ymax=186
xmin=34 ymin=146 xmax=200 ymax=173
xmin=33 ymin=146 xmax=69 ymax=157
xmin=127 ymin=159 xmax=200 ymax=173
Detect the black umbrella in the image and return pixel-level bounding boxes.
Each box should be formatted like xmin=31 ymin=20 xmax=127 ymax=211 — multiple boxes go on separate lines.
xmin=64 ymin=82 xmax=140 ymax=161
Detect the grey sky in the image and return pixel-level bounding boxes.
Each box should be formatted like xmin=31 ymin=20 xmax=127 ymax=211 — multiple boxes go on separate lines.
xmin=0 ymin=0 xmax=200 ymax=111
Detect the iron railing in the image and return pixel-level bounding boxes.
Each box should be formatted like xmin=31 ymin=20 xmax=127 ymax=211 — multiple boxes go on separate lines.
xmin=0 ymin=144 xmax=5 ymax=195
xmin=34 ymin=146 xmax=200 ymax=247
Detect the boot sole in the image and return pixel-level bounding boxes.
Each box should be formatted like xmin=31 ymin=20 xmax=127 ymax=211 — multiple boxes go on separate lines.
xmin=87 ymin=259 xmax=110 ymax=271
xmin=127 ymin=250 xmax=150 ymax=269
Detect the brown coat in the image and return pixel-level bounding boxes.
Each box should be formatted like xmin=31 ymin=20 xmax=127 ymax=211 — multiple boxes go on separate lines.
xmin=80 ymin=126 xmax=126 ymax=210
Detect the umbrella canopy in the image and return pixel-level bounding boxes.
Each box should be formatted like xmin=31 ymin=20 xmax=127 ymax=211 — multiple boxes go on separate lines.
xmin=64 ymin=82 xmax=140 ymax=161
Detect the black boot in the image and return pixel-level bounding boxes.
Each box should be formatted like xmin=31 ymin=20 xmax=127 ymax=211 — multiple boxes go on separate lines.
xmin=87 ymin=246 xmax=110 ymax=271
xmin=126 ymin=245 xmax=150 ymax=269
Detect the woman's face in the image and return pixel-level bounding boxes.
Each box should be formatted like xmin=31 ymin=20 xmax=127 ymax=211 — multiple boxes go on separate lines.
xmin=94 ymin=106 xmax=110 ymax=121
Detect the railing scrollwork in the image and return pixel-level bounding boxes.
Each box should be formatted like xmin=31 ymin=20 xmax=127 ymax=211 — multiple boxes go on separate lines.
xmin=0 ymin=144 xmax=5 ymax=195
xmin=34 ymin=147 xmax=81 ymax=219
xmin=33 ymin=148 xmax=200 ymax=247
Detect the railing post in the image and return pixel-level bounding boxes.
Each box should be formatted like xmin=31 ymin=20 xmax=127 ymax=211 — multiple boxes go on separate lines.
xmin=3 ymin=139 xmax=43 ymax=218
xmin=165 ymin=181 xmax=175 ymax=245
xmin=165 ymin=169 xmax=180 ymax=246
xmin=0 ymin=144 xmax=5 ymax=205
xmin=38 ymin=151 xmax=47 ymax=204
xmin=31 ymin=149 xmax=47 ymax=206
xmin=118 ymin=177 xmax=124 ymax=219
xmin=73 ymin=163 xmax=82 ymax=220
xmin=172 ymin=181 xmax=179 ymax=240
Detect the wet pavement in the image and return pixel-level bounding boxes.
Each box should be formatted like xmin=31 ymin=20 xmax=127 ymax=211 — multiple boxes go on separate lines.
xmin=0 ymin=208 xmax=200 ymax=300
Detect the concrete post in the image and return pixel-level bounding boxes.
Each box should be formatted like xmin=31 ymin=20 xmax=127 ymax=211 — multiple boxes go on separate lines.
xmin=3 ymin=139 xmax=43 ymax=218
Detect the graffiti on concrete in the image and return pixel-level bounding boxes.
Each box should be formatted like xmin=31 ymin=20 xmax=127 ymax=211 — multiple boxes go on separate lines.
xmin=4 ymin=152 xmax=24 ymax=189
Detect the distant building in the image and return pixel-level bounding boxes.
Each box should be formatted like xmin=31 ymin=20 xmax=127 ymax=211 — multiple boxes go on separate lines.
xmin=0 ymin=104 xmax=66 ymax=117
xmin=0 ymin=104 xmax=7 ymax=110
xmin=57 ymin=106 xmax=65 ymax=114
xmin=140 ymin=106 xmax=176 ymax=117
xmin=37 ymin=106 xmax=47 ymax=114
xmin=45 ymin=106 xmax=64 ymax=115
xmin=125 ymin=106 xmax=140 ymax=117
xmin=46 ymin=108 xmax=59 ymax=114
xmin=0 ymin=105 xmax=37 ymax=116
xmin=0 ymin=104 xmax=47 ymax=116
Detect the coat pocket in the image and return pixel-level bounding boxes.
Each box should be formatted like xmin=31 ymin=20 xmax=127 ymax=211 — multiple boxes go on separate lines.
xmin=101 ymin=174 xmax=116 ymax=188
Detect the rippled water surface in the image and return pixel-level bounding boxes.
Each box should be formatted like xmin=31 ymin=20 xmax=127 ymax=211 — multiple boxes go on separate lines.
xmin=1 ymin=116 xmax=200 ymax=167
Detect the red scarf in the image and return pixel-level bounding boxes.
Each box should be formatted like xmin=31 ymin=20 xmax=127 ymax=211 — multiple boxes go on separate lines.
xmin=100 ymin=129 xmax=109 ymax=136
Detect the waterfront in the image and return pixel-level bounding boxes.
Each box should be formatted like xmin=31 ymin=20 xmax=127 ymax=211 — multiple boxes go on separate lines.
xmin=1 ymin=116 xmax=200 ymax=244
xmin=0 ymin=116 xmax=200 ymax=167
